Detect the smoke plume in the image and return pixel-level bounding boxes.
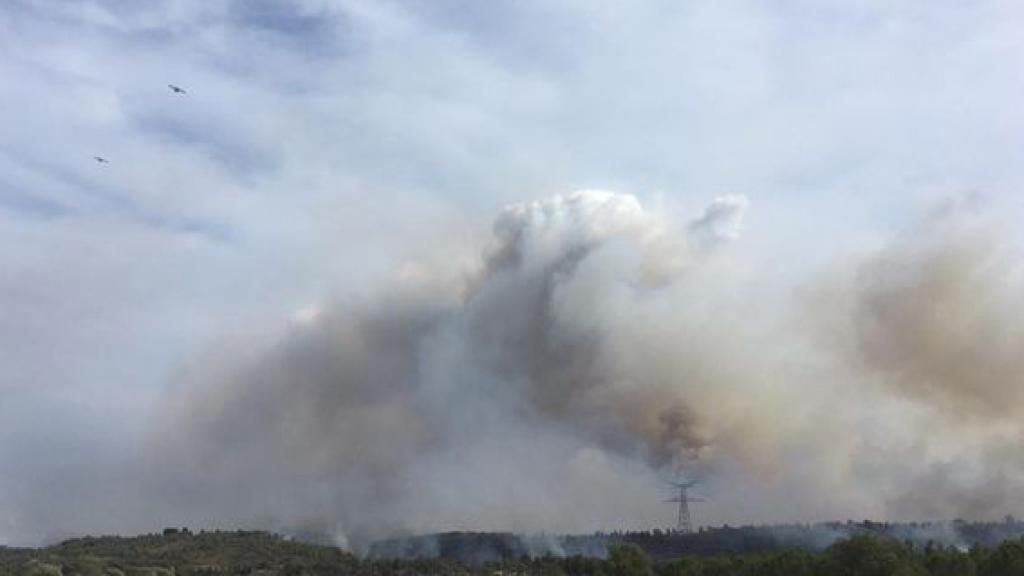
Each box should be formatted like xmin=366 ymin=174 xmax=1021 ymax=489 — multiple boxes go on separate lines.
xmin=819 ymin=205 xmax=1024 ymax=521
xmin=22 ymin=189 xmax=1023 ymax=546
xmin=148 ymin=190 xmax=807 ymax=542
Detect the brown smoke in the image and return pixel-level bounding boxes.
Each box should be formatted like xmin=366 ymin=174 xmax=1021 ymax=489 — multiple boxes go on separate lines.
xmin=851 ymin=220 xmax=1024 ymax=421
xmin=811 ymin=205 xmax=1024 ymax=520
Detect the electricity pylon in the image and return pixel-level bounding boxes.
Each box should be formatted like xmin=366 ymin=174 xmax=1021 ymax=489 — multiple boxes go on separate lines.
xmin=665 ymin=479 xmax=705 ymax=534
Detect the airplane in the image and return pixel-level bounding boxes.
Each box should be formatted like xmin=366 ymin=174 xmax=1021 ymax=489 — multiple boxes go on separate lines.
xmin=168 ymin=84 xmax=187 ymax=94
xmin=94 ymin=156 xmax=109 ymax=164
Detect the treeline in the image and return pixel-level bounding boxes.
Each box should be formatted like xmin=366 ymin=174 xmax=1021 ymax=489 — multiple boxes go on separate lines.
xmin=0 ymin=530 xmax=358 ymax=575
xmin=369 ymin=519 xmax=1024 ymax=564
xmin=609 ymin=518 xmax=1024 ymax=560
xmin=4 ymin=529 xmax=1024 ymax=575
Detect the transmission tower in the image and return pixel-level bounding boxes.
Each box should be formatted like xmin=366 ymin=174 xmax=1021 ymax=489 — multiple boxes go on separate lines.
xmin=665 ymin=479 xmax=704 ymax=534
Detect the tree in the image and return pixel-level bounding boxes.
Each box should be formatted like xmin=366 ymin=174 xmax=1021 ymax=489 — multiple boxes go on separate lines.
xmin=922 ymin=544 xmax=976 ymax=576
xmin=607 ymin=544 xmax=653 ymax=576
xmin=655 ymin=556 xmax=701 ymax=576
xmin=745 ymin=550 xmax=820 ymax=576
xmin=978 ymin=539 xmax=1024 ymax=576
xmin=824 ymin=535 xmax=927 ymax=576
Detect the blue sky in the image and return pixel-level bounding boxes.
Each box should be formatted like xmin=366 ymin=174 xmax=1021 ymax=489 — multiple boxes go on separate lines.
xmin=2 ymin=0 xmax=1024 ymax=544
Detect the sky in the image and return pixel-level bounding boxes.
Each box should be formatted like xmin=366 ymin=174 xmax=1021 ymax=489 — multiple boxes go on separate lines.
xmin=2 ymin=0 xmax=1024 ymax=547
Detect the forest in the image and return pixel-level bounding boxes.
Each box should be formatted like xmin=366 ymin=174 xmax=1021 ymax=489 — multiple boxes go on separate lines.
xmin=4 ymin=526 xmax=1024 ymax=575
xmin=368 ymin=519 xmax=1024 ymax=563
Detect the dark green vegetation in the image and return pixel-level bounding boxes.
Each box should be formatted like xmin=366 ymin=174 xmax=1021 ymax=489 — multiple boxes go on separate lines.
xmin=4 ymin=530 xmax=1024 ymax=575
xmin=0 ymin=531 xmax=360 ymax=576
xmin=370 ymin=520 xmax=1024 ymax=564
